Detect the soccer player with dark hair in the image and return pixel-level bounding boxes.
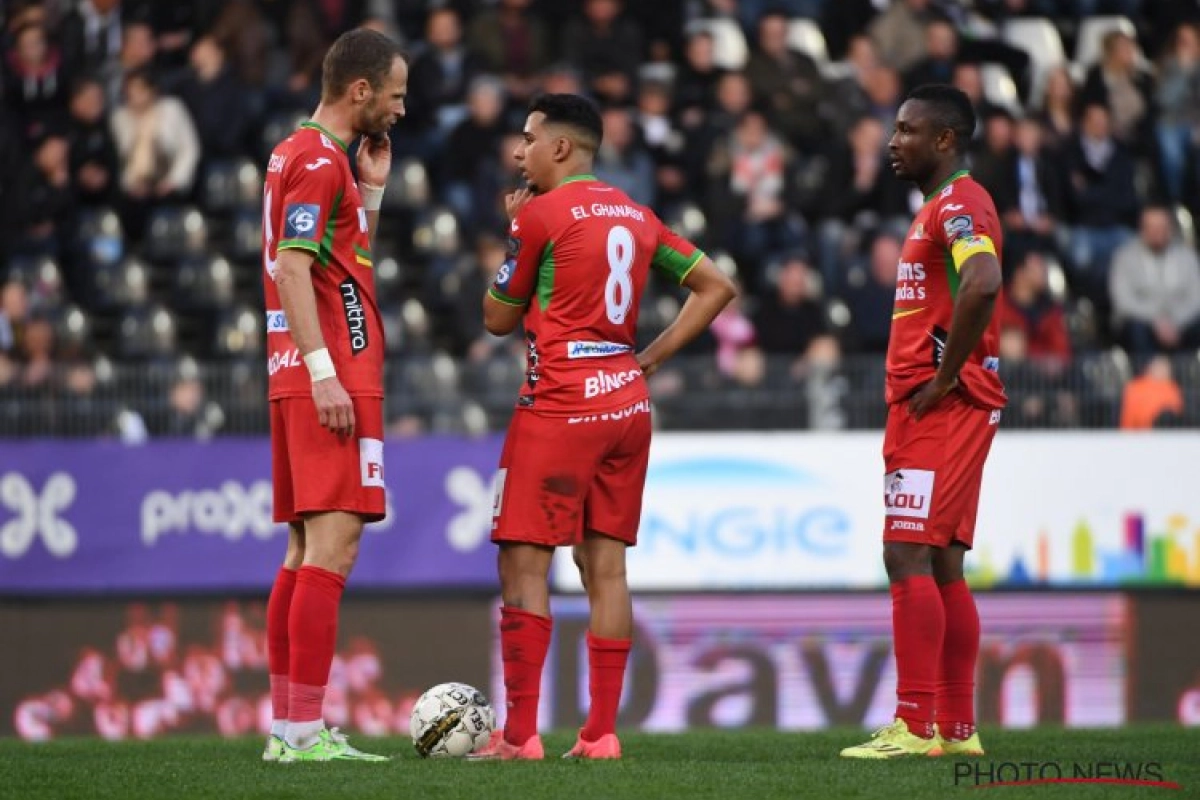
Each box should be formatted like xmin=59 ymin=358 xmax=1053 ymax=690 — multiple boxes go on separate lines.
xmin=470 ymin=93 xmax=736 ymax=760
xmin=840 ymin=84 xmax=1005 ymax=759
xmin=260 ymin=28 xmax=407 ymax=763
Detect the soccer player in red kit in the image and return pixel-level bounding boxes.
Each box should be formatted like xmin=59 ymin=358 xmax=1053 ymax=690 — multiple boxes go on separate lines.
xmin=841 ymin=85 xmax=1005 ymax=759
xmin=470 ymin=94 xmax=736 ymax=760
xmin=260 ymin=29 xmax=407 ymax=763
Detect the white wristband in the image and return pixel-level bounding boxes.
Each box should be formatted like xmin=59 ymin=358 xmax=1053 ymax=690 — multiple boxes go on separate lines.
xmin=360 ymin=182 xmax=385 ymax=211
xmin=303 ymin=348 xmax=336 ymax=382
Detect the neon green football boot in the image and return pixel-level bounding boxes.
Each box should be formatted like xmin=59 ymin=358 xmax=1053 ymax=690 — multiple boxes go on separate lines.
xmin=839 ymin=718 xmax=941 ymax=759
xmin=278 ymin=727 xmax=389 ymax=762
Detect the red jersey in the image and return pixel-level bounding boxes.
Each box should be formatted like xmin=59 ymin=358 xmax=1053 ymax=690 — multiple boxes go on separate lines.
xmin=488 ymin=175 xmax=704 ymax=415
xmin=887 ymin=171 xmax=1007 ymax=409
xmin=262 ymin=122 xmax=383 ymax=399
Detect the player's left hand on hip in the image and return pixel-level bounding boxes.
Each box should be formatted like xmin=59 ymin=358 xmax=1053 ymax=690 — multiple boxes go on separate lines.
xmin=357 ymin=133 xmax=392 ymax=186
xmin=907 ymin=375 xmax=957 ymax=419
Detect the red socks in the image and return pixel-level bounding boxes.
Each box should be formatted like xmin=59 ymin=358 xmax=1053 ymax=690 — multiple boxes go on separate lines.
xmin=937 ymin=579 xmax=980 ymax=739
xmin=891 ymin=576 xmax=944 ymax=739
xmin=499 ymin=606 xmax=552 ymax=746
xmin=266 ymin=567 xmax=297 ymax=720
xmin=287 ymin=565 xmax=346 ymax=723
xmin=580 ymin=632 xmax=631 ymax=742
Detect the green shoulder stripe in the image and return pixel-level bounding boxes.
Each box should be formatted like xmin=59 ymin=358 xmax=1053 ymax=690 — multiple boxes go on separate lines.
xmin=278 ymin=239 xmax=319 ymax=254
xmin=653 ymin=246 xmax=705 ymax=284
xmin=488 ymin=287 xmax=526 ymax=307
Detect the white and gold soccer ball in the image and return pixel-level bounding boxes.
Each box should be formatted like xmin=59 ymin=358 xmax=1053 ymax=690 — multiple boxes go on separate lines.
xmin=409 ymin=682 xmax=496 ymax=758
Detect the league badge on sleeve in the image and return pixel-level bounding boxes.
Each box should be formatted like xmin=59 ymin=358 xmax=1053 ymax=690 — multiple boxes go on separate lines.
xmin=943 ymin=214 xmax=973 ymax=240
xmin=284 ymin=204 xmax=321 ymax=239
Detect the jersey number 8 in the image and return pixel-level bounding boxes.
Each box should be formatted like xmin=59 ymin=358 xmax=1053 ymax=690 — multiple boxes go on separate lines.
xmin=605 ymin=225 xmax=635 ymax=324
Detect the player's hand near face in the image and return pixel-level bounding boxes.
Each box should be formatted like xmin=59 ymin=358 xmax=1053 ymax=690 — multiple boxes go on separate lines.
xmin=505 ymin=188 xmax=534 ymax=221
xmin=312 ymin=375 xmax=356 ymax=439
xmin=907 ymin=374 xmax=958 ymax=419
xmin=357 ymin=133 xmax=392 ymax=187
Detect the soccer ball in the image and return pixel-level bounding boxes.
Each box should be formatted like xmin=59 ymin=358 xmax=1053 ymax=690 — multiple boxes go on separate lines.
xmin=409 ymin=682 xmax=496 ymax=758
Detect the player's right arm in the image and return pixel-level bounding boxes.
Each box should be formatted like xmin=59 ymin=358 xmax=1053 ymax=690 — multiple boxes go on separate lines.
xmin=274 ymin=249 xmax=355 ymax=438
xmin=271 ymin=146 xmax=354 ymax=438
xmin=637 ymin=227 xmax=737 ymax=376
xmin=483 ymin=193 xmax=543 ymax=336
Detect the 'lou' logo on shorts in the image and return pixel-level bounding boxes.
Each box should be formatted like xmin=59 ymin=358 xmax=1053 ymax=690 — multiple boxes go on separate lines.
xmin=884 ymin=469 xmax=935 ymax=519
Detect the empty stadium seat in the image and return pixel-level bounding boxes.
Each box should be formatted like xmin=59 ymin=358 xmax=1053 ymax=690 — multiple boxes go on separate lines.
xmin=144 ymin=206 xmax=208 ymax=263
xmin=666 ymin=202 xmax=708 ymax=245
xmin=203 ymin=158 xmax=263 ymax=213
xmin=1075 ymin=16 xmax=1136 ymax=67
xmin=1002 ymin=17 xmax=1066 ymax=104
xmin=1176 ymin=205 xmax=1195 ymax=249
xmin=117 ymin=304 xmax=178 ymax=359
xmin=213 ymin=304 xmax=263 ymax=357
xmin=230 ymin=209 xmax=264 ymax=264
xmin=412 ymin=208 xmax=460 ymax=257
xmin=385 ymin=157 xmax=430 ymax=211
xmin=786 ymin=18 xmax=828 ymax=64
xmin=94 ymin=257 xmax=151 ymax=309
xmin=980 ymin=63 xmax=1021 ymax=114
xmin=259 ymin=109 xmax=309 ymax=162
xmin=53 ymin=304 xmax=91 ymax=352
xmin=685 ymin=18 xmax=748 ymax=70
xmin=175 ymin=254 xmax=236 ymax=310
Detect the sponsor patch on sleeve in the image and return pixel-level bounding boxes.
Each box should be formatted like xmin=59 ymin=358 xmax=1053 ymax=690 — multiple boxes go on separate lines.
xmin=284 ymin=203 xmax=320 ymax=239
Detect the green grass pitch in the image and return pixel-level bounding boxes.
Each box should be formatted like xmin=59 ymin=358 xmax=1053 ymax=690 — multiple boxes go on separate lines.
xmin=4 ymin=726 xmax=1197 ymax=800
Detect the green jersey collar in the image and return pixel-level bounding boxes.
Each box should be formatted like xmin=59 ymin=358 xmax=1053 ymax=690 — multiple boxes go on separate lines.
xmin=924 ymin=170 xmax=970 ymax=202
xmin=558 ymin=174 xmax=597 ymax=187
xmin=300 ymin=121 xmax=348 ymax=153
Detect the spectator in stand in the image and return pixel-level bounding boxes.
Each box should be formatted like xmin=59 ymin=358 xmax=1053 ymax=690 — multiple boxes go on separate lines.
xmin=997 ymin=247 xmax=1072 ymax=365
xmin=868 ymin=0 xmax=931 ymax=73
xmin=805 ymin=115 xmax=908 ymax=285
xmin=634 ymin=80 xmax=688 ymax=212
xmin=951 ymin=62 xmax=1002 ymax=133
xmin=0 ymin=279 xmax=31 ymax=361
xmin=903 ymin=19 xmax=958 ymax=96
xmin=1081 ymin=29 xmax=1156 ymax=157
xmin=466 ymin=0 xmax=549 ymax=108
xmin=1064 ymin=103 xmax=1139 ymax=309
xmin=275 ymin=0 xmax=328 ymax=113
xmin=709 ymin=283 xmax=763 ymax=387
xmin=1109 ymin=205 xmax=1200 ymax=356
xmin=175 ymin=36 xmax=250 ymax=164
xmin=561 ymin=0 xmax=644 ymax=99
xmin=109 ymin=67 xmax=200 ymax=241
xmin=1154 ymin=23 xmax=1200 ymax=204
xmin=744 ymin=10 xmax=825 ymax=150
xmin=4 ymin=20 xmax=72 ymax=140
xmin=112 ymin=21 xmax=160 ymax=103
xmin=684 ymin=70 xmax=753 ymax=200
xmin=59 ymin=0 xmax=123 ymax=82
xmin=66 ymin=76 xmax=118 ymax=208
xmin=405 ymin=8 xmax=482 ymax=144
xmin=208 ymin=0 xmax=271 ymax=94
xmin=971 ymin=110 xmax=1016 ymax=207
xmin=673 ymin=30 xmax=723 ymax=131
xmin=16 ymin=312 xmax=56 ymax=390
xmin=594 ymin=106 xmax=657 ymax=208
xmin=441 ymin=76 xmax=507 ymax=235
xmin=998 ymin=116 xmax=1067 ymax=257
xmin=1121 ymin=354 xmax=1184 ymax=429
xmin=753 ymin=255 xmax=841 ymax=379
xmin=841 ymin=230 xmax=901 ymax=353
xmin=12 ymin=134 xmax=76 ymax=259
xmin=1032 ymin=65 xmax=1079 ymax=153
xmin=707 ymin=109 xmax=804 ymax=291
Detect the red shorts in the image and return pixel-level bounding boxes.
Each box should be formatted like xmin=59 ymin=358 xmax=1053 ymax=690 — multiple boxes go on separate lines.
xmin=491 ymin=401 xmax=652 ymax=547
xmin=270 ymin=396 xmax=386 ymax=524
xmin=882 ymin=394 xmax=1000 ymax=548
